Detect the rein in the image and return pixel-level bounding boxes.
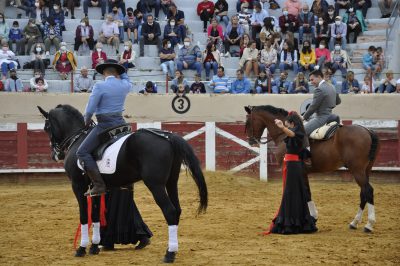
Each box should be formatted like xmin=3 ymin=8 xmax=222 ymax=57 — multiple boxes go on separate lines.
xmin=246 ymin=110 xmax=275 ymax=145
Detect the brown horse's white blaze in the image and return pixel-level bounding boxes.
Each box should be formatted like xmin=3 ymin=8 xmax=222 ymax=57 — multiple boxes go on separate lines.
xmin=244 ymin=105 xmax=380 ymax=232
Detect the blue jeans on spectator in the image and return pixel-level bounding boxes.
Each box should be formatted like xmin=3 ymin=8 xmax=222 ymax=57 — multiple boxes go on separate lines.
xmin=118 ymin=26 xmax=125 ymax=41
xmin=160 ymin=61 xmax=175 ymax=77
xmin=378 ymin=84 xmax=395 ymax=93
xmin=329 ymin=36 xmax=346 ymax=51
xmin=299 ymin=64 xmax=315 ymax=73
xmin=176 ymin=60 xmax=202 ymax=76
xmin=122 ymin=62 xmax=135 ymax=69
xmin=1 ymin=62 xmax=15 ymax=76
xmin=108 ymin=0 xmax=126 ymax=16
xmin=259 ymin=63 xmax=276 ymax=75
xmin=141 ymin=0 xmax=160 ymax=19
xmin=204 ymin=61 xmax=218 ymax=79
xmin=331 ymin=62 xmax=347 ymax=77
xmin=216 ymin=15 xmax=229 ymax=26
xmin=299 ymin=26 xmax=315 ymax=43
xmin=279 ymin=62 xmax=298 ymax=74
xmin=84 ymin=0 xmax=106 ymax=16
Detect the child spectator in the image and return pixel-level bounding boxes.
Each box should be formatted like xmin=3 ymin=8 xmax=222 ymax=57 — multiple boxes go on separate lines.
xmin=253 ymin=70 xmax=271 ymax=93
xmin=360 ymin=75 xmax=372 ymax=94
xmin=330 ymin=44 xmax=350 ymax=79
xmin=4 ymin=69 xmax=23 ymax=92
xmin=209 ymin=66 xmax=231 ymax=93
xmin=279 ymin=40 xmax=298 ymax=74
xmin=290 ymin=72 xmax=309 ymax=93
xmin=341 ymin=71 xmax=361 ymax=94
xmin=377 ymin=70 xmax=396 ymax=93
xmin=299 ymin=40 xmax=315 ymax=73
xmin=171 ymin=70 xmax=190 ymax=93
xmin=74 ymin=67 xmax=94 ymax=93
xmin=272 ymin=71 xmax=290 ymax=94
xmin=214 ymin=0 xmax=229 ymax=26
xmin=202 ymin=43 xmax=222 ymax=81
xmin=224 ymin=15 xmax=244 ymax=57
xmin=239 ymin=41 xmax=259 ymax=77
xmin=374 ymin=47 xmax=384 ymax=77
xmin=197 ymin=0 xmax=215 ymax=32
xmin=119 ymin=41 xmax=135 ymax=69
xmin=362 ymin=46 xmax=376 ymax=76
xmin=8 ymin=21 xmax=23 ymax=55
xmin=315 ymin=39 xmax=330 ymax=69
xmin=52 ymin=42 xmax=77 ymax=80
xmin=231 ymin=69 xmax=251 ymax=94
xmin=159 ymin=39 xmax=175 ymax=80
xmin=259 ymin=40 xmax=277 ymax=74
xmin=30 ymin=71 xmax=48 ymax=92
xmin=190 ymin=74 xmax=206 ymax=93
xmin=176 ymin=37 xmax=202 ymax=77
xmin=139 ymin=81 xmax=158 ymax=94
xmin=0 ymin=42 xmax=18 ymax=80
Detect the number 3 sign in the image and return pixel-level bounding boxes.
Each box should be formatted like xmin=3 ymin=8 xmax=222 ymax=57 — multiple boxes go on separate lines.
xmin=172 ymin=95 xmax=191 ymax=114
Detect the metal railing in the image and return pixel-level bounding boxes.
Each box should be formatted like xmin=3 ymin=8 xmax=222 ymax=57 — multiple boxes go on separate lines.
xmin=385 ymin=0 xmax=400 ymax=66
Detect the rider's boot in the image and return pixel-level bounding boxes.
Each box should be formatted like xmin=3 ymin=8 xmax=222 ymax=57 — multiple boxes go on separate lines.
xmin=84 ymin=168 xmax=106 ymax=197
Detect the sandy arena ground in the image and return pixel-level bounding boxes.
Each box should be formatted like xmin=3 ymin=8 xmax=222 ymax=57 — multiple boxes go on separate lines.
xmin=0 ymin=172 xmax=399 ymax=266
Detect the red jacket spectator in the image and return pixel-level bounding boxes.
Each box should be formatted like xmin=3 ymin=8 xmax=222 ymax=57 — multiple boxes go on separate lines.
xmin=197 ymin=1 xmax=215 ymax=16
xmin=92 ymin=50 xmax=107 ymax=69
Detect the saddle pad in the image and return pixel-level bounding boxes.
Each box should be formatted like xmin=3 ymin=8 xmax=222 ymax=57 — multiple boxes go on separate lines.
xmin=310 ymin=122 xmax=340 ymax=140
xmin=77 ymin=134 xmax=131 ymax=174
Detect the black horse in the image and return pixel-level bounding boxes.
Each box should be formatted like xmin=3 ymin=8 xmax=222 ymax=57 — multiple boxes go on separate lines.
xmin=38 ymin=104 xmax=208 ymax=263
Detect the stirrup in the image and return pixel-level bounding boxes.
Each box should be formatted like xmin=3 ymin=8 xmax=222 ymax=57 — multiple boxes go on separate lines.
xmin=84 ymin=187 xmax=106 ymax=197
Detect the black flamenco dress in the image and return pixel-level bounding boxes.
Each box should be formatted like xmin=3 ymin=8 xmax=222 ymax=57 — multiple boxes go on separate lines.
xmin=265 ymin=126 xmax=317 ymax=234
xmin=100 ymin=185 xmax=153 ymax=248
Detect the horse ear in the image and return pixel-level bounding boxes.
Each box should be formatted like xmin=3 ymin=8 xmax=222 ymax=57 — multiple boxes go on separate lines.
xmin=244 ymin=106 xmax=252 ymax=114
xmin=37 ymin=106 xmax=49 ymax=118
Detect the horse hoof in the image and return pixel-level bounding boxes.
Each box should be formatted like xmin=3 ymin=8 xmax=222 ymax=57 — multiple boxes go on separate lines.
xmin=135 ymin=237 xmax=151 ymax=250
xmin=364 ymin=227 xmax=373 ymax=233
xmin=349 ymin=224 xmax=357 ymax=230
xmin=75 ymin=246 xmax=86 ymax=257
xmin=163 ymin=250 xmax=176 ymax=263
xmin=89 ymin=244 xmax=100 ymax=255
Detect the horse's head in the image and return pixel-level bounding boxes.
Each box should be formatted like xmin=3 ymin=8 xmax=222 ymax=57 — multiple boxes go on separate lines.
xmin=244 ymin=105 xmax=289 ymax=146
xmin=38 ymin=105 xmax=85 ymax=162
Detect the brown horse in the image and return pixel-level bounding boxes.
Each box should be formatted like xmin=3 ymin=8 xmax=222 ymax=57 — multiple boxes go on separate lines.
xmin=244 ymin=105 xmax=380 ymax=232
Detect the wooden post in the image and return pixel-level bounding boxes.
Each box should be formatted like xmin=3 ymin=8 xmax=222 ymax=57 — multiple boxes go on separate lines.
xmin=17 ymin=123 xmax=28 ymax=169
xmin=70 ymin=72 xmax=74 ymax=93
xmin=259 ymin=128 xmax=268 ymax=181
xmin=165 ymin=73 xmax=169 ymax=93
xmin=205 ymin=122 xmax=216 ymax=171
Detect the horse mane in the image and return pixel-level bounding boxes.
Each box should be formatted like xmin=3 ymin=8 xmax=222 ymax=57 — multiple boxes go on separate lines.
xmin=253 ymin=105 xmax=289 ymax=117
xmin=55 ymin=104 xmax=85 ymax=125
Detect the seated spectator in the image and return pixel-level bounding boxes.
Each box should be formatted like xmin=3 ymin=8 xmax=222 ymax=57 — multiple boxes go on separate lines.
xmin=341 ymin=71 xmax=361 ymax=93
xmin=284 ymin=0 xmax=302 ymax=17
xmin=299 ymin=40 xmax=316 ymax=73
xmin=397 ymin=79 xmax=400 ymax=93
xmin=0 ymin=42 xmax=18 ymax=80
xmin=133 ymin=9 xmax=145 ymax=44
xmin=239 ymin=33 xmax=250 ymax=58
xmin=236 ymin=0 xmax=252 ymax=12
xmin=329 ymin=16 xmax=347 ymax=51
xmin=259 ymin=40 xmax=277 ymax=75
xmin=231 ymin=69 xmax=251 ymax=94
xmin=224 ymin=15 xmax=244 ymax=57
xmin=160 ymin=0 xmax=173 ymax=17
xmin=330 ymin=44 xmax=350 ymax=78
xmin=290 ymin=72 xmax=309 ymax=93
xmin=21 ymin=18 xmax=42 ymax=56
xmin=214 ymin=0 xmax=229 ymax=26
xmin=4 ymin=69 xmax=23 ymax=92
xmin=279 ymin=7 xmax=297 ymax=34
xmin=108 ymin=0 xmax=126 ymax=17
xmin=260 ymin=17 xmax=277 ymax=39
xmin=8 ymin=21 xmax=23 ymax=56
xmin=52 ymin=42 xmax=77 ymax=80
xmin=239 ymin=41 xmax=259 ymax=78
xmin=139 ymin=81 xmax=158 ymax=94
xmin=237 ymin=2 xmax=252 ymax=35
xmin=49 ymin=2 xmax=65 ymax=31
xmin=354 ymin=0 xmax=371 ymax=19
xmin=176 ymin=37 xmax=202 ymax=77
xmin=360 ymin=74 xmax=372 ymax=94
xmin=377 ymin=70 xmax=396 ymax=93
xmin=17 ymin=0 xmax=37 ymax=19
xmin=315 ymin=40 xmax=331 ymax=69
xmin=280 ymin=31 xmax=299 ymax=53
xmin=30 ymin=71 xmax=48 ymax=92
xmin=315 ymin=17 xmax=329 ymax=48
xmin=251 ymin=2 xmax=269 ymax=40
xmin=207 ymin=18 xmax=224 ymax=53
xmin=74 ymin=18 xmax=94 ymax=54
xmin=92 ymin=42 xmax=107 ymax=69
xmin=197 ymin=0 xmax=215 ymax=32
xmin=256 ymin=31 xmax=268 ymax=51
xmin=271 ymin=32 xmax=281 ymax=53
xmin=84 ymin=0 xmax=106 ymax=19
xmin=167 ymin=4 xmax=186 ymax=42
xmin=379 ymin=0 xmax=395 ymax=18
xmin=374 ymin=47 xmax=385 ymax=75
xmin=43 ymin=18 xmax=62 ymax=56
xmin=0 ymin=13 xmax=9 ymax=45
xmin=159 ymin=39 xmax=175 ymax=80
xmin=190 ymin=73 xmax=206 ymax=93
xmin=171 ymin=70 xmax=190 ymax=93
xmin=202 ymin=42 xmax=222 ymax=81
xmin=139 ymin=14 xmax=161 ymax=57
xmin=74 ymin=67 xmax=94 ymax=93
xmin=362 ymin=45 xmax=376 ymax=76
xmin=272 ymin=71 xmax=290 ymax=94
xmin=26 ymin=0 xmax=47 ymax=33
xmin=334 ymin=0 xmax=351 ymax=15
xmin=343 ymin=7 xmax=363 ymax=44
xmin=253 ymin=70 xmax=271 ymax=94
xmin=311 ymin=0 xmax=329 ymax=19
xmin=324 ymin=5 xmax=336 ymax=25
xmin=124 ymin=8 xmax=136 ymax=43
xmin=164 ymin=17 xmax=182 ymax=48
xmin=298 ymin=4 xmax=315 ymax=44
xmin=62 ymin=0 xmax=76 ymax=19
xmin=98 ymin=14 xmax=120 ymax=54
xmin=323 ymin=68 xmax=338 ymax=87
xmin=139 ymin=0 xmax=160 ymax=21
xmin=119 ymin=41 xmax=135 ymax=69
xmin=279 ymin=40 xmax=298 ymax=74
xmin=31 ymin=42 xmax=48 ymax=74
xmin=111 ymin=6 xmax=125 ymax=42
xmin=209 ymin=66 xmax=231 ymax=93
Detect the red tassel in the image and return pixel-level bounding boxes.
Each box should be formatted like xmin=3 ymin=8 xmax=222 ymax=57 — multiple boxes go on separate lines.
xmin=100 ymin=194 xmax=107 ymax=227
xmin=87 ymin=196 xmax=92 ymax=229
xmin=73 ymin=224 xmax=80 ymax=249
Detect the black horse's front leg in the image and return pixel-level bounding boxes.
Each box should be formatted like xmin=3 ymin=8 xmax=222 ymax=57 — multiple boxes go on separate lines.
xmin=89 ymin=196 xmax=101 ymax=255
xmin=72 ymin=182 xmax=89 ymax=257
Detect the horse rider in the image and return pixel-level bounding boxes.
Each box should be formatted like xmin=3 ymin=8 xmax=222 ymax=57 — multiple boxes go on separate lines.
xmin=77 ymin=59 xmax=132 ymax=197
xmin=301 ymin=69 xmax=341 ymax=159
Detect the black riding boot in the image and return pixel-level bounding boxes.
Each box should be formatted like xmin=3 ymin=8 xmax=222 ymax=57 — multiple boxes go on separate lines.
xmin=84 ymin=169 xmax=106 ymax=197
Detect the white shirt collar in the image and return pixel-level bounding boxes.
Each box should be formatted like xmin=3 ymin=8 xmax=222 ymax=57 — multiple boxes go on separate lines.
xmin=105 ymin=75 xmax=116 ymax=80
xmin=319 ymin=79 xmax=325 ymax=87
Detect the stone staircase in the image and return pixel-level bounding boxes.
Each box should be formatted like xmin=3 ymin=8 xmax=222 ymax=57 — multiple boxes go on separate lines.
xmin=3 ymin=0 xmax=393 ymax=93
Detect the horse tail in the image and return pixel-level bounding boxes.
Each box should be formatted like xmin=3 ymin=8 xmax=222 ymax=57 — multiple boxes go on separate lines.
xmin=367 ymin=130 xmax=380 ymax=162
xmin=169 ymin=134 xmax=208 ymax=214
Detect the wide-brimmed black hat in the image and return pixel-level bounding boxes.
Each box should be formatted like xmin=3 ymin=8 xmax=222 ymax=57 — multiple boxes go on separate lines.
xmin=95 ymin=59 xmax=126 ymax=75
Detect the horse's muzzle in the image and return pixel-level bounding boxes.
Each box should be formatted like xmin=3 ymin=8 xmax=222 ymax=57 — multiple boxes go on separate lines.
xmin=248 ymin=137 xmax=258 ymax=146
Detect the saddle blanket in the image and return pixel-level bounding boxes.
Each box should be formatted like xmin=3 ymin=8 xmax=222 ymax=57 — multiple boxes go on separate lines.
xmin=310 ymin=122 xmax=340 ymax=140
xmin=77 ymin=134 xmax=131 ymax=174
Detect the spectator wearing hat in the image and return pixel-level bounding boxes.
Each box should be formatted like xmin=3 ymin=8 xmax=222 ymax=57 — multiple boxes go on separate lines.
xmin=0 ymin=13 xmax=10 ymax=45
xmin=159 ymin=39 xmax=176 ymax=80
xmin=176 ymin=37 xmax=202 ymax=76
xmin=197 ymin=0 xmax=215 ymax=32
xmin=8 ymin=21 xmax=24 ymax=55
xmin=98 ymin=14 xmax=121 ymax=54
xmin=139 ymin=14 xmax=161 ymax=57
xmin=119 ymin=41 xmax=135 ymax=69
xmin=74 ymin=67 xmax=94 ymax=93
xmin=30 ymin=70 xmax=48 ymax=92
xmin=52 ymin=42 xmax=77 ymax=80
xmin=0 ymin=42 xmax=18 ymax=80
xmin=329 ymin=16 xmax=346 ymax=51
xmin=377 ymin=70 xmax=396 ymax=93
xmin=44 ymin=17 xmax=62 ymax=55
xmin=139 ymin=81 xmax=158 ymax=94
xmin=84 ymin=0 xmax=107 ymax=20
xmin=31 ymin=42 xmax=48 ymax=74
xmin=4 ymin=69 xmax=23 ymax=92
xmin=21 ymin=18 xmax=42 ymax=55
xmin=74 ymin=18 xmax=95 ymax=53
xmin=111 ymin=6 xmax=125 ymax=42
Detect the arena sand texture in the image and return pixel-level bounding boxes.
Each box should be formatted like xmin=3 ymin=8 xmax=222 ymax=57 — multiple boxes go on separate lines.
xmin=0 ymin=172 xmax=399 ymax=265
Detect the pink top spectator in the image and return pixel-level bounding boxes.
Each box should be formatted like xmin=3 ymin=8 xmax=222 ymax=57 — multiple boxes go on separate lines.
xmin=207 ymin=24 xmax=224 ymax=40
xmin=315 ymin=47 xmax=331 ymax=62
xmin=284 ymin=0 xmax=302 ymax=17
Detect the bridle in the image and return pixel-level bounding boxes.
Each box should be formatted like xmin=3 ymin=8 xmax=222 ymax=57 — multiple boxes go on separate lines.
xmin=246 ymin=110 xmax=273 ymax=145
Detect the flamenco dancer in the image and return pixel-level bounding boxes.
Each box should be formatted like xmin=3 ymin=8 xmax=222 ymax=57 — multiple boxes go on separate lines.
xmin=264 ymin=112 xmax=318 ymax=234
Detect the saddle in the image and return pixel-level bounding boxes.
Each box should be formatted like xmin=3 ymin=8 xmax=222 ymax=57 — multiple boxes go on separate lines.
xmin=310 ymin=114 xmax=342 ymax=141
xmin=93 ymin=123 xmax=132 ymax=160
